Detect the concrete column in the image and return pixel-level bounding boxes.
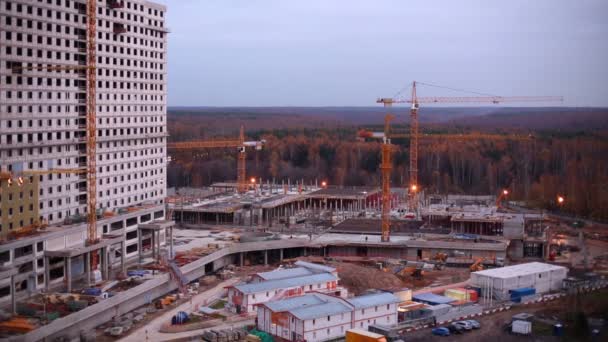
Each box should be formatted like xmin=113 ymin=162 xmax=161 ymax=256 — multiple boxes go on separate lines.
xmin=102 ymin=248 xmax=109 ymax=280
xmin=279 ymin=249 xmax=284 ymax=262
xmin=85 ymin=252 xmax=91 ymax=287
xmin=66 ymin=257 xmax=72 ymax=293
xmin=169 ymin=227 xmax=174 ymax=260
xmin=121 ymin=241 xmax=126 ymax=274
xmin=151 ymin=230 xmax=156 ymax=261
xmin=264 ymin=250 xmax=268 ymax=266
xmin=155 ymin=231 xmax=159 ymax=259
xmin=137 ymin=230 xmax=143 ymax=263
xmin=44 ymin=256 xmax=50 ymax=292
xmin=239 ymin=252 xmax=244 ymax=267
xmin=10 ymin=275 xmax=16 ymax=314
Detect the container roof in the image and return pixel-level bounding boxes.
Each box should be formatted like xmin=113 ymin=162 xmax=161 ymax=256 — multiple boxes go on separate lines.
xmin=234 ymin=273 xmax=338 ymax=294
xmin=290 ymin=301 xmax=352 ymax=320
xmin=472 ymin=262 xmax=567 ymax=279
xmin=412 ymin=293 xmax=456 ymax=304
xmin=347 ymin=292 xmax=401 ymax=308
xmin=264 ymin=294 xmax=325 ymax=312
xmin=295 ymin=260 xmax=336 ymax=273
xmin=257 ymin=267 xmax=313 ymax=281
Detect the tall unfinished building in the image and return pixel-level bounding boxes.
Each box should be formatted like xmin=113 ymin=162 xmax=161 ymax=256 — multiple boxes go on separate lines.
xmin=0 ymin=0 xmax=168 ymax=235
xmin=0 ymin=0 xmax=170 ymax=304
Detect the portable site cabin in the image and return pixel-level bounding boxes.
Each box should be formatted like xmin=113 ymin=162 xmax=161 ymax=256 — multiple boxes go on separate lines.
xmin=470 ymin=262 xmax=567 ymax=300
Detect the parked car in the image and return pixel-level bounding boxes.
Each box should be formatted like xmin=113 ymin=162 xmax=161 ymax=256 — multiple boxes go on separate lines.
xmin=454 ymin=321 xmax=473 ymax=331
xmin=466 ymin=320 xmax=481 ymax=329
xmin=447 ymin=324 xmax=465 ymax=334
xmin=432 ymin=327 xmax=451 ymax=336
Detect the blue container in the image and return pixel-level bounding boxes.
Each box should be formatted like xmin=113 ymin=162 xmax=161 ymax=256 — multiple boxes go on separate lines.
xmin=553 ymin=324 xmax=564 ymax=336
xmin=83 ymin=288 xmax=102 ymax=296
xmin=172 ymin=311 xmax=189 ymax=325
xmin=510 ymin=287 xmax=536 ymax=299
xmin=127 ymin=270 xmax=147 ymax=277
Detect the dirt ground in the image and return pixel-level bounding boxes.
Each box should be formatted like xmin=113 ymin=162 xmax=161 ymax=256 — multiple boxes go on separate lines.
xmin=313 ymin=259 xmax=471 ymax=295
xmin=332 ymin=262 xmax=405 ymax=294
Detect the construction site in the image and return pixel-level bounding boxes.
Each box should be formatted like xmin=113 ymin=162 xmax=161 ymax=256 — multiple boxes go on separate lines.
xmin=1 ymin=1 xmax=607 ymax=342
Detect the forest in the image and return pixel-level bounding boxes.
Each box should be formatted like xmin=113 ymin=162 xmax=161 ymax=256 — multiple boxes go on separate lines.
xmin=167 ymin=107 xmax=608 ymax=221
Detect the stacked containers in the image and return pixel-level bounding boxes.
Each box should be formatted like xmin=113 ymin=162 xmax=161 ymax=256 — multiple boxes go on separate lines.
xmin=444 ymin=288 xmax=469 ymax=301
xmin=444 ymin=288 xmax=479 ymax=302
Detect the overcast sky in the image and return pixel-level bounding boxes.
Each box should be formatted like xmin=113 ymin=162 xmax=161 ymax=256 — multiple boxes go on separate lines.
xmin=155 ymin=0 xmax=608 ymax=107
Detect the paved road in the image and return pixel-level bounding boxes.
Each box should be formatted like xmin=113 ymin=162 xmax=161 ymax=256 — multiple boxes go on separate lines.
xmin=119 ymin=277 xmax=240 ymax=342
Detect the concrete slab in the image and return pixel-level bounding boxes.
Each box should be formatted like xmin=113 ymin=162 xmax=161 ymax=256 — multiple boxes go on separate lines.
xmin=44 ymin=236 xmax=124 ymax=257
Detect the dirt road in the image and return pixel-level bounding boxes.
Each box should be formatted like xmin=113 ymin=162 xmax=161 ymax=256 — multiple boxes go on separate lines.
xmin=118 ymin=277 xmax=240 ymax=342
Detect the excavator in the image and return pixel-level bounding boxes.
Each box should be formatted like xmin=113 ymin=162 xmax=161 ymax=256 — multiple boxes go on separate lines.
xmin=396 ymin=264 xmax=424 ymax=280
xmin=470 ymin=258 xmax=486 ymax=272
xmin=432 ymin=252 xmax=448 ymax=270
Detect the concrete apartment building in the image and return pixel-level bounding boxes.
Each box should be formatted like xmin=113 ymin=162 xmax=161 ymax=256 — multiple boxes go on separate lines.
xmin=257 ymin=292 xmax=400 ymax=342
xmin=0 ymin=0 xmax=169 ymax=306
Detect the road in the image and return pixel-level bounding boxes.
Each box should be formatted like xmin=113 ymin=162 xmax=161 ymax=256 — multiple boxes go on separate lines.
xmin=119 ymin=277 xmax=240 ymax=342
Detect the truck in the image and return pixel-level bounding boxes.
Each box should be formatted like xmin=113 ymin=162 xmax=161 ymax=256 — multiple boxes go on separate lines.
xmin=511 ymin=320 xmax=532 ymax=335
xmin=345 ymin=329 xmax=387 ymax=342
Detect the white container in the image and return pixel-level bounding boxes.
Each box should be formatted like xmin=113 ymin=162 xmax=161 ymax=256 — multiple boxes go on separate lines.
xmin=512 ymin=320 xmax=532 ymax=335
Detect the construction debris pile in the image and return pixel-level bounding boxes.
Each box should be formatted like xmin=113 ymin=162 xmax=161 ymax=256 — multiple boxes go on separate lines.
xmin=202 ymin=328 xmax=250 ymax=342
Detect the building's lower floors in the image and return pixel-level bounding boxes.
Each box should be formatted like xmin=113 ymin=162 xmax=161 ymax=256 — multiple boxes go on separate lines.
xmin=0 ymin=204 xmax=170 ymax=309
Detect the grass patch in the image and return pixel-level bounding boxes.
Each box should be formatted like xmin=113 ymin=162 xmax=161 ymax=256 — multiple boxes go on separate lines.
xmin=532 ymin=321 xmax=553 ymax=336
xmin=209 ymin=299 xmax=226 ymax=309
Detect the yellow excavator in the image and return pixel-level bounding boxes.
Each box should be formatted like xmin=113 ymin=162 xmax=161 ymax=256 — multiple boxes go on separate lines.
xmin=470 ymin=258 xmax=485 ymax=272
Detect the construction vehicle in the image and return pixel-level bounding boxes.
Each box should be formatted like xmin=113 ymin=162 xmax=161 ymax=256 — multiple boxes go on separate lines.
xmin=432 ymin=252 xmax=448 ymax=270
xmin=167 ymin=126 xmax=265 ymax=194
xmin=470 ymin=258 xmax=486 ymax=272
xmin=345 ymin=329 xmax=387 ymax=342
xmin=376 ymin=81 xmax=562 ymax=238
xmin=397 ymin=264 xmax=424 ymax=280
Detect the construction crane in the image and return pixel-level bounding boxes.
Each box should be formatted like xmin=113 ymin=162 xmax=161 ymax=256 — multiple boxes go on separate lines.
xmin=357 ymin=131 xmax=533 ymax=142
xmin=377 ymin=81 xmax=563 ymax=215
xmin=495 ymin=189 xmax=510 ymax=209
xmin=167 ymin=126 xmax=265 ymax=193
xmin=358 ymin=130 xmax=532 ymax=241
xmin=380 ymin=115 xmax=394 ymax=242
xmin=8 ymin=1 xmax=99 ymax=270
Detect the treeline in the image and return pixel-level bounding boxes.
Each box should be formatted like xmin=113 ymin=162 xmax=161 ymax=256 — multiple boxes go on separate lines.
xmin=168 ymin=128 xmax=608 ymax=221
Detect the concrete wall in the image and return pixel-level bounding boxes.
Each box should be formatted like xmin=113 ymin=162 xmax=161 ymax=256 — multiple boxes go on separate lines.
xmin=303 ymin=313 xmax=352 ymax=342
xmin=352 ymin=304 xmax=397 ymax=330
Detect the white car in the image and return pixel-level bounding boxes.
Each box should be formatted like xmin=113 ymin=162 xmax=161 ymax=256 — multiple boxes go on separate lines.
xmin=466 ymin=320 xmax=481 ymax=329
xmin=453 ymin=321 xmax=473 ymax=331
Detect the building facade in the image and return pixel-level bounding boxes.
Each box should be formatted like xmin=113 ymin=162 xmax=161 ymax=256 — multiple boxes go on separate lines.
xmin=227 ymin=261 xmax=346 ymax=313
xmin=0 ymin=0 xmax=169 ymax=306
xmin=257 ymin=292 xmax=400 ymax=342
xmin=0 ymin=0 xmax=168 ymax=237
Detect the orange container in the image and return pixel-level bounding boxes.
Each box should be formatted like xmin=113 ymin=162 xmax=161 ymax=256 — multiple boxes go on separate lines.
xmin=467 ymin=289 xmax=478 ymax=302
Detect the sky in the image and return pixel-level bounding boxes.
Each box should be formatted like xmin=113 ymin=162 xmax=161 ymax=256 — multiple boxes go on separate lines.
xmin=155 ymin=0 xmax=608 ymax=107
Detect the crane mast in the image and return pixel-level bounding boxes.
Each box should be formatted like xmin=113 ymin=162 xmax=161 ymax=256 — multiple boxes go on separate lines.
xmin=86 ymin=0 xmax=99 ymax=259
xmin=380 ymin=114 xmax=394 ymax=242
